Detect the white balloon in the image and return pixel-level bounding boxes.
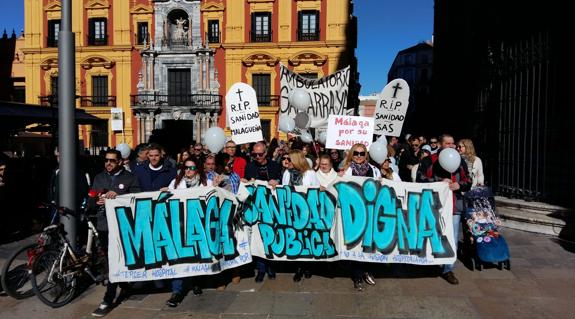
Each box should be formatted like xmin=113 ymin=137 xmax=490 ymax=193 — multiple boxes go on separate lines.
xmin=204 ymin=127 xmax=227 ymax=153
xmin=278 ymin=114 xmax=296 ymax=133
xmin=300 ymin=130 xmax=313 ymax=143
xmin=376 ymin=135 xmax=388 ymax=146
xmin=289 ymin=89 xmax=311 ymax=112
xmin=115 ymin=143 xmax=131 ymax=159
xmin=438 ymin=148 xmax=461 ymax=173
xmin=369 ymin=141 xmax=388 ymax=164
xmin=317 ymin=131 xmax=327 ymax=144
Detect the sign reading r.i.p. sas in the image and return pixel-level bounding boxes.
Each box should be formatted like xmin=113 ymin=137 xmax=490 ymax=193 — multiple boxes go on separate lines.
xmin=373 ymin=79 xmax=410 ymax=137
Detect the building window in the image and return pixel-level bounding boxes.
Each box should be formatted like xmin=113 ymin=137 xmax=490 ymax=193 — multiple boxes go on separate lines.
xmin=251 ymin=12 xmax=271 ymax=42
xmin=92 ymin=76 xmax=108 ymax=106
xmin=261 ymin=119 xmax=271 ymax=142
xmin=207 ymin=20 xmax=220 ymax=43
xmin=298 ymin=11 xmax=319 ymax=41
xmin=88 ymin=18 xmax=107 ymax=45
xmin=137 ymin=22 xmax=148 ymax=45
xmin=168 ymin=69 xmax=191 ymax=106
xmin=47 ymin=19 xmax=60 ymax=47
xmin=252 ymin=74 xmax=271 ymax=106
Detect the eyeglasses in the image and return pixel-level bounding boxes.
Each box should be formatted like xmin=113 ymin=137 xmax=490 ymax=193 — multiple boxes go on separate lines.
xmin=185 ymin=165 xmax=197 ymax=171
xmin=353 ymin=151 xmax=366 ymax=157
xmin=104 ymin=158 xmax=118 ymax=163
xmin=194 ymin=148 xmax=202 ymax=151
xmin=252 ymin=152 xmax=265 ymax=158
xmin=430 ymin=140 xmax=438 ymax=144
xmin=282 ymin=156 xmax=291 ymax=162
xmin=412 ymin=144 xmax=420 ymax=147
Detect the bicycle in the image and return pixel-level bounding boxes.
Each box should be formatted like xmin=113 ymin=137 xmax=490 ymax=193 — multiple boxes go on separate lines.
xmin=1 ymin=203 xmax=63 ymax=299
xmin=29 ymin=200 xmax=108 ymax=308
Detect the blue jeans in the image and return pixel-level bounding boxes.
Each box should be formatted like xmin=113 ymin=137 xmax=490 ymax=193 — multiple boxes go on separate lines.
xmin=171 ymin=279 xmax=183 ymax=294
xmin=443 ymin=214 xmax=461 ymax=274
xmin=255 ymin=258 xmax=275 ymax=275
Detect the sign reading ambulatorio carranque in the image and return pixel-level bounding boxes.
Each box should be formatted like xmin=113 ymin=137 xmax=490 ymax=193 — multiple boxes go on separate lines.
xmin=105 ymin=177 xmax=456 ymax=283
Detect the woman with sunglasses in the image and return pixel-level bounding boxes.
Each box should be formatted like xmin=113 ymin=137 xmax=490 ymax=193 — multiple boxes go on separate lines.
xmin=280 ymin=150 xmax=319 ymax=282
xmin=381 ymin=158 xmax=402 ymax=182
xmin=342 ymin=143 xmax=382 ymax=179
xmin=165 ymin=158 xmax=205 ymax=303
xmin=341 ymin=143 xmax=379 ymax=291
xmin=281 ymin=150 xmax=320 ymax=188
xmin=168 ymin=159 xmax=206 ymax=190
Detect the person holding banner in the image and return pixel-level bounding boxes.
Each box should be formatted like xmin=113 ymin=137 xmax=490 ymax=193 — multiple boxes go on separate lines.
xmin=281 ymin=150 xmax=320 ymax=188
xmin=342 ymin=143 xmax=380 ymax=290
xmin=316 ymin=154 xmax=338 ymax=189
xmin=280 ymin=150 xmax=320 ymax=282
xmin=243 ymin=142 xmax=282 ymax=282
xmin=90 ymin=149 xmax=140 ymax=317
xmin=416 ymin=134 xmax=471 ymax=285
xmin=224 ymin=141 xmax=247 ymax=178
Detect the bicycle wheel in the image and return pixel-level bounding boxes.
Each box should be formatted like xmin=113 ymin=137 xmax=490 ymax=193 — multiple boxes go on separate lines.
xmin=30 ymin=250 xmax=77 ymax=308
xmin=1 ymin=243 xmax=39 ymax=299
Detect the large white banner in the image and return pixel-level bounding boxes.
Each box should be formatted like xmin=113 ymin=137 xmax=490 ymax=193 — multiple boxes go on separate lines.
xmin=280 ymin=64 xmax=350 ymax=128
xmin=106 ymin=178 xmax=455 ymax=282
xmin=226 ymin=82 xmax=263 ymax=144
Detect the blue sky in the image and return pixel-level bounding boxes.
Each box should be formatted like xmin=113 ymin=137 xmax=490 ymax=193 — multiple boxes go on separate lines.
xmin=0 ymin=0 xmax=433 ymax=96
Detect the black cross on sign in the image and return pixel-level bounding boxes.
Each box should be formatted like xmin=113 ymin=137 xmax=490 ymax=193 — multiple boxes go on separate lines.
xmin=392 ymin=82 xmax=403 ymax=98
xmin=236 ymin=89 xmax=244 ymax=101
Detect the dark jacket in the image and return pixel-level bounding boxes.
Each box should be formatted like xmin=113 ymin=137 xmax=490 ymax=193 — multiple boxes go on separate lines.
xmin=244 ymin=158 xmax=282 ymax=182
xmin=133 ymin=163 xmax=177 ymax=192
xmin=91 ymin=169 xmax=140 ymax=231
xmin=416 ymin=149 xmax=471 ymax=213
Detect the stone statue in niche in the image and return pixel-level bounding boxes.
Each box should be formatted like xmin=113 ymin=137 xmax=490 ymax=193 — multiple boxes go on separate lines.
xmin=173 ymin=17 xmax=188 ymax=40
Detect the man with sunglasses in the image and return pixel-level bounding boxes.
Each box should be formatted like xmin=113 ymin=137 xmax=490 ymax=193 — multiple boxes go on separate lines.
xmin=428 ymin=137 xmax=439 ymax=154
xmin=91 ymin=149 xmax=140 ymax=317
xmin=243 ymin=141 xmax=282 ymax=282
xmin=399 ymin=136 xmax=422 ymax=182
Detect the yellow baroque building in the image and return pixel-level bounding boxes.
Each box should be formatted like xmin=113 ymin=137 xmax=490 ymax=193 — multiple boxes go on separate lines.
xmin=23 ymin=0 xmax=358 ymax=155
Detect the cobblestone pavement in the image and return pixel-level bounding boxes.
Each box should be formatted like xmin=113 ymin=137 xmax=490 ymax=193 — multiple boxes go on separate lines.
xmin=1 ymin=227 xmax=574 ymax=319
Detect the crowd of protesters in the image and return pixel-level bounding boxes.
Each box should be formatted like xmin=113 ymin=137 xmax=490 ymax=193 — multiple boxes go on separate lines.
xmin=0 ymin=132 xmax=485 ymax=317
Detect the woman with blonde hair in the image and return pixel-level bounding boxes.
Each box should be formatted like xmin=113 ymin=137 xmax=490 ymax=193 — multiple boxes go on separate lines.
xmin=342 ymin=143 xmax=381 ymax=179
xmin=281 ymin=149 xmax=319 ymax=187
xmin=281 ymin=149 xmax=319 ymax=282
xmin=457 ymin=139 xmax=484 ymax=187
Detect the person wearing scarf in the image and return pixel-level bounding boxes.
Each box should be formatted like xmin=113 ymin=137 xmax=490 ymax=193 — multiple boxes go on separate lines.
xmin=166 ymin=158 xmax=206 ymax=302
xmin=280 ymin=150 xmax=319 ymax=283
xmin=342 ymin=143 xmax=380 ymax=291
xmin=316 ymin=154 xmax=338 ymax=188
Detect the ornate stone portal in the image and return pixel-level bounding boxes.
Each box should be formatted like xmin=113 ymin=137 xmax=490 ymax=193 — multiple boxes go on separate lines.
xmin=131 ymin=0 xmax=221 ymax=148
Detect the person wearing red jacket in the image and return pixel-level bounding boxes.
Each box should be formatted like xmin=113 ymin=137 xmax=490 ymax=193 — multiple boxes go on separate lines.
xmin=224 ymin=140 xmax=247 ymax=178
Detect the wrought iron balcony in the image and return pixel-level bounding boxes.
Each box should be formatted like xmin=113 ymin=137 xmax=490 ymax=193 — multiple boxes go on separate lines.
xmin=80 ymin=96 xmax=116 ymax=107
xmin=39 ymin=95 xmax=58 ymax=106
xmin=297 ymin=29 xmax=320 ymax=41
xmin=251 ymin=30 xmax=272 ymax=43
xmin=257 ymin=95 xmax=280 ymax=107
xmin=131 ymin=93 xmax=222 ymax=109
xmin=87 ymin=35 xmax=108 ymax=46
